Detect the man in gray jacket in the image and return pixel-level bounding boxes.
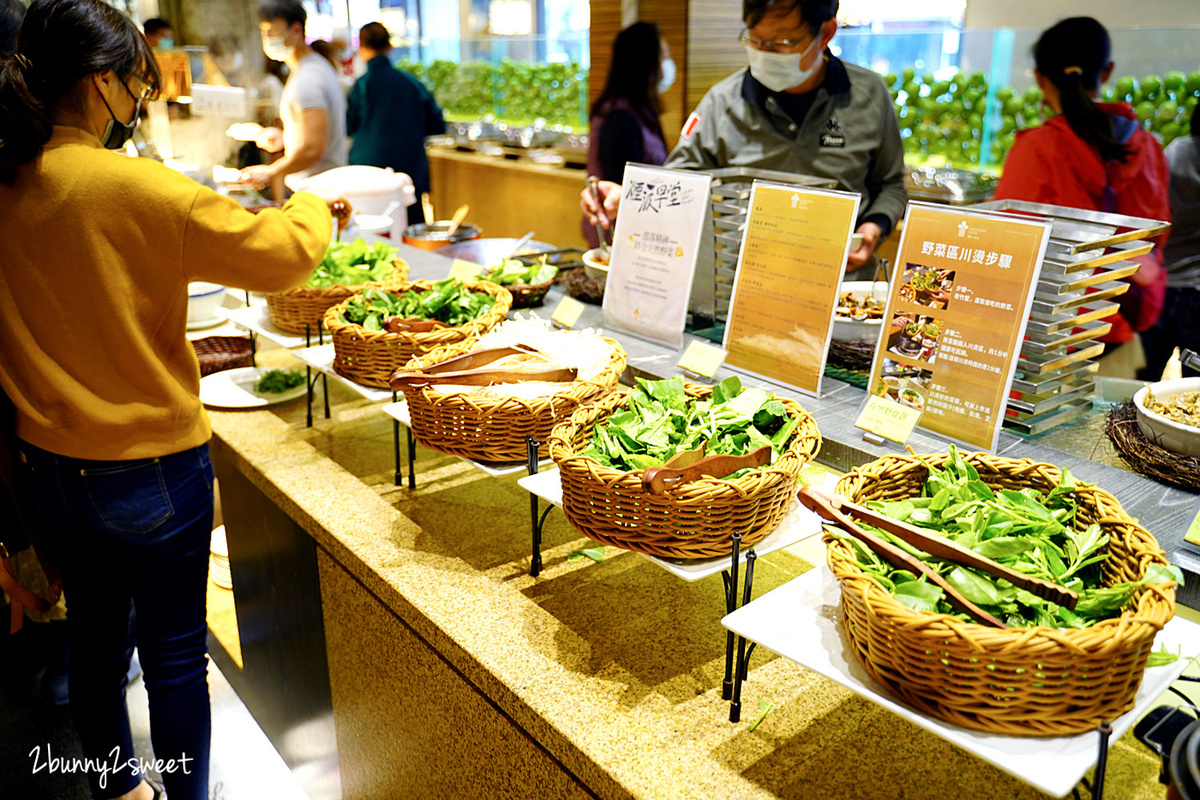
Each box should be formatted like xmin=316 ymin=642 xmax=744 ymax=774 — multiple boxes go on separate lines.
xmin=583 ymin=0 xmax=906 ymax=273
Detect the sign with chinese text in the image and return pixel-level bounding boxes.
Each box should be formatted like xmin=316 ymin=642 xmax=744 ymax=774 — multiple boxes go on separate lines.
xmin=855 ymin=395 xmax=923 ymax=444
xmin=864 ymin=202 xmax=1052 ymax=452
xmin=722 ymin=183 xmax=861 ymax=396
xmin=602 ymin=165 xmax=712 ymax=348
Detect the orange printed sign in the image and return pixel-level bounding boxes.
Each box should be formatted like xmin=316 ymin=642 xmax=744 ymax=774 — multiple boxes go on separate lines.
xmin=722 ymin=183 xmax=861 ymax=396
xmin=865 ymin=203 xmax=1052 ymax=451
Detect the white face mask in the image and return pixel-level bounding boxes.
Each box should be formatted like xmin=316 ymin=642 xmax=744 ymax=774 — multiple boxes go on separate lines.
xmin=263 ymin=34 xmax=291 ymax=63
xmin=657 ymin=57 xmax=676 ymax=94
xmin=743 ymin=35 xmax=822 ymax=92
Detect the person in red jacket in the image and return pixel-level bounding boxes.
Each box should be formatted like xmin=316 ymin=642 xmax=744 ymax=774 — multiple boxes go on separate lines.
xmin=993 ymin=16 xmax=1170 ymax=377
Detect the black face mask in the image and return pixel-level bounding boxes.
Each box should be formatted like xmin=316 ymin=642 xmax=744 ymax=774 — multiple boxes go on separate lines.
xmin=98 ymin=78 xmax=143 ymax=149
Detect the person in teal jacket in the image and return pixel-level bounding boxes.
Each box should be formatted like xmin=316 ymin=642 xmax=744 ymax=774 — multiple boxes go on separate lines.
xmin=347 ymin=21 xmax=445 ymax=225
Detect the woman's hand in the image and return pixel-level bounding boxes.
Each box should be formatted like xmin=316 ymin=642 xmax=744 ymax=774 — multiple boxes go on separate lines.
xmin=580 ymin=178 xmax=621 ymax=229
xmin=238 ymin=164 xmax=276 ymax=190
xmin=255 ymin=126 xmax=284 ymax=153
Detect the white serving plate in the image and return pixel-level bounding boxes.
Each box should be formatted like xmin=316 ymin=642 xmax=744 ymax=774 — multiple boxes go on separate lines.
xmin=723 ymin=565 xmax=1200 ymax=799
xmin=831 ymin=279 xmax=889 ymax=341
xmin=199 ymin=367 xmax=307 ymax=409
xmin=1134 ymin=377 xmax=1200 ymax=458
xmin=353 ymin=214 xmax=394 ymax=235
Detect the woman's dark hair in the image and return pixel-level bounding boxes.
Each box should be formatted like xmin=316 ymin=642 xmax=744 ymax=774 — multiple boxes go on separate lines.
xmin=590 ymin=22 xmax=663 ymax=127
xmin=743 ymin=0 xmax=838 ymax=31
xmin=0 ymin=0 xmax=26 ymax=58
xmin=258 ymin=0 xmax=306 ymax=29
xmin=0 ymin=0 xmax=161 ymax=184
xmin=1191 ymin=100 xmax=1200 ymax=139
xmin=1033 ymin=17 xmax=1130 ymax=163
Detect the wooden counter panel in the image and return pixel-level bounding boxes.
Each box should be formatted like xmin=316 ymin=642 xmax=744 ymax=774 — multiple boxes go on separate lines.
xmin=428 ymin=149 xmax=588 ymax=248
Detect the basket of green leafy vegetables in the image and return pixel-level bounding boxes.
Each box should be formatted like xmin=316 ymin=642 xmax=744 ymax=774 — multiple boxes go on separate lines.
xmin=825 ymin=447 xmax=1178 ymax=735
xmin=265 ymin=238 xmax=408 ymax=334
xmin=547 ymin=376 xmax=820 ymax=559
xmin=478 ymin=258 xmax=558 ymax=308
xmin=322 ymin=278 xmax=511 ymax=388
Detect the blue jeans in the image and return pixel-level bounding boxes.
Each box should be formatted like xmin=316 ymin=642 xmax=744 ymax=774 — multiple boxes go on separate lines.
xmin=17 ymin=441 xmax=214 ymax=800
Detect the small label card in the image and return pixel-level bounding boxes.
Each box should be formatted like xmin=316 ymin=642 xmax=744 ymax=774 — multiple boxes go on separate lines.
xmin=855 ymin=395 xmax=923 ymax=445
xmin=677 ymin=341 xmax=727 ymax=379
xmin=449 ymin=259 xmax=484 ymax=282
xmin=551 ymin=296 xmax=586 ymax=329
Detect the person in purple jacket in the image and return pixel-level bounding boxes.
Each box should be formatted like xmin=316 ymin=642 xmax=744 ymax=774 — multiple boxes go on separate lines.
xmin=581 ymin=21 xmax=672 ymax=248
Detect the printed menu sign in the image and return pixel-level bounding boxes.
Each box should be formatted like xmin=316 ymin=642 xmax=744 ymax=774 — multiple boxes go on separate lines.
xmin=603 ymin=165 xmax=712 ymax=348
xmin=723 ymin=183 xmax=861 ymax=396
xmin=864 ymin=202 xmax=1052 ymax=452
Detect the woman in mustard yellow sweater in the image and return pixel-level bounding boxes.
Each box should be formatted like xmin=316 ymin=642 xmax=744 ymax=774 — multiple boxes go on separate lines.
xmin=0 ymin=2 xmax=336 ymax=799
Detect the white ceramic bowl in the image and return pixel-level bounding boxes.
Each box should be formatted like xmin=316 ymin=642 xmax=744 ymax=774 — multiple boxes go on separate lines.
xmin=583 ymin=247 xmax=610 ymax=279
xmin=832 ymin=280 xmax=889 ymax=341
xmin=1133 ymin=377 xmax=1200 ymax=458
xmin=187 ymin=282 xmax=226 ymax=324
xmin=353 ymin=214 xmax=394 ymax=235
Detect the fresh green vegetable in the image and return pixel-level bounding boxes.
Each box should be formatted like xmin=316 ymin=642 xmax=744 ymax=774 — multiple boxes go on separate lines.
xmin=480 ymin=258 xmax=557 ymax=287
xmin=582 ymin=376 xmax=798 ymax=473
xmin=308 ymin=239 xmax=398 ymax=289
xmin=829 ymin=446 xmax=1183 ymax=629
xmin=339 ymin=278 xmax=495 ymax=330
xmin=254 ymin=368 xmax=304 ymax=394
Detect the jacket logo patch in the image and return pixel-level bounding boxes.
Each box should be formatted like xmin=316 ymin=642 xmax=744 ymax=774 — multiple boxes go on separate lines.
xmin=681 ymin=112 xmax=701 ymax=140
xmin=820 ymin=133 xmax=845 ymax=147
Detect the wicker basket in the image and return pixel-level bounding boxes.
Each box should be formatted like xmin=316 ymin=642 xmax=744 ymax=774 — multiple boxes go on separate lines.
xmin=401 ymin=337 xmax=626 ymax=462
xmin=547 ymin=385 xmax=821 ymax=559
xmin=322 ymin=280 xmax=512 ymax=388
xmin=505 ymin=279 xmax=555 ymax=309
xmin=825 ymin=451 xmax=1177 ymax=736
xmin=264 ymin=258 xmax=410 ymax=334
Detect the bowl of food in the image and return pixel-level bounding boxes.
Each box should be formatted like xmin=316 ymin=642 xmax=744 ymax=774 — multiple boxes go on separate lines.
xmin=1133 ymin=377 xmax=1200 ymax=458
xmin=832 ymin=280 xmax=889 ymax=341
xmin=353 ymin=214 xmax=395 ymax=235
xmin=187 ymin=282 xmax=226 ymax=325
xmin=582 ymin=247 xmax=610 ymax=279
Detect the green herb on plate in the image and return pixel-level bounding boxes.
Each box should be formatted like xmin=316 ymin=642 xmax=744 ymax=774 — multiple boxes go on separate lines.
xmin=566 ymin=546 xmax=605 ymax=563
xmin=254 ymin=368 xmax=305 ymax=394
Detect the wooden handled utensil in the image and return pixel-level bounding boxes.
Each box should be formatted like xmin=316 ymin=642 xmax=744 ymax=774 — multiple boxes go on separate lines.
xmin=827 ymin=492 xmax=1079 ymax=610
xmin=390 ymin=365 xmax=577 ymax=390
xmin=413 ymin=345 xmax=541 ymax=374
xmin=642 ymin=445 xmax=772 ymax=494
xmin=382 ymin=316 xmax=448 ymax=333
xmin=446 ymin=204 xmax=470 ymax=236
xmin=797 ymin=486 xmax=1009 ymax=628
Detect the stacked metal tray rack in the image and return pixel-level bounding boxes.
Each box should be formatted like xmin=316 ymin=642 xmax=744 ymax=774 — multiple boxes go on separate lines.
xmin=970 ymin=199 xmax=1169 ymax=435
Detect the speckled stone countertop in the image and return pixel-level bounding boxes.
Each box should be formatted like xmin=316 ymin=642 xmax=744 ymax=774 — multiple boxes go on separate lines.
xmin=207 ymin=360 xmax=1170 ymax=799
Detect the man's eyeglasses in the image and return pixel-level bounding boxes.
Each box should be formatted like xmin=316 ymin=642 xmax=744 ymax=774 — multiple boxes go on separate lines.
xmin=737 ymin=27 xmax=816 ymax=53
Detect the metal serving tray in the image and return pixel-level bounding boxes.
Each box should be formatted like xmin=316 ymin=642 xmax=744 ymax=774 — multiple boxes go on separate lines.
xmin=970 ymin=199 xmax=1169 ymax=254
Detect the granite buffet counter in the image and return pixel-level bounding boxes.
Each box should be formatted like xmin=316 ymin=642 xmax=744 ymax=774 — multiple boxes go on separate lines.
xmin=207 ymin=244 xmax=1194 ymax=800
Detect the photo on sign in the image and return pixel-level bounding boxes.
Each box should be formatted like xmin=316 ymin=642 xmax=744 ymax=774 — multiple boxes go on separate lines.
xmin=899 ymin=265 xmax=955 ymax=310
xmin=873 ymin=359 xmax=928 ymax=412
xmin=886 ymin=312 xmax=944 ymax=365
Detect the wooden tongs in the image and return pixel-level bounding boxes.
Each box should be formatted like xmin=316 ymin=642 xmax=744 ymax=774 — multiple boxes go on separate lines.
xmin=641 ymin=443 xmax=772 ymax=494
xmin=383 ymin=316 xmax=448 ymax=333
xmin=389 ymin=345 xmax=577 ymax=391
xmin=798 ymin=486 xmax=1079 ymax=628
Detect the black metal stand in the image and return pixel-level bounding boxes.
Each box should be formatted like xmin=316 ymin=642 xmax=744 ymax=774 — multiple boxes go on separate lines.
xmin=526 ymin=436 xmax=553 ymax=577
xmin=720 ymin=532 xmax=760 ymax=723
xmin=302 ymin=323 xmax=330 ymax=429
xmin=1092 ymin=721 xmax=1112 ymax=800
xmin=390 ymin=391 xmax=417 ymax=488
